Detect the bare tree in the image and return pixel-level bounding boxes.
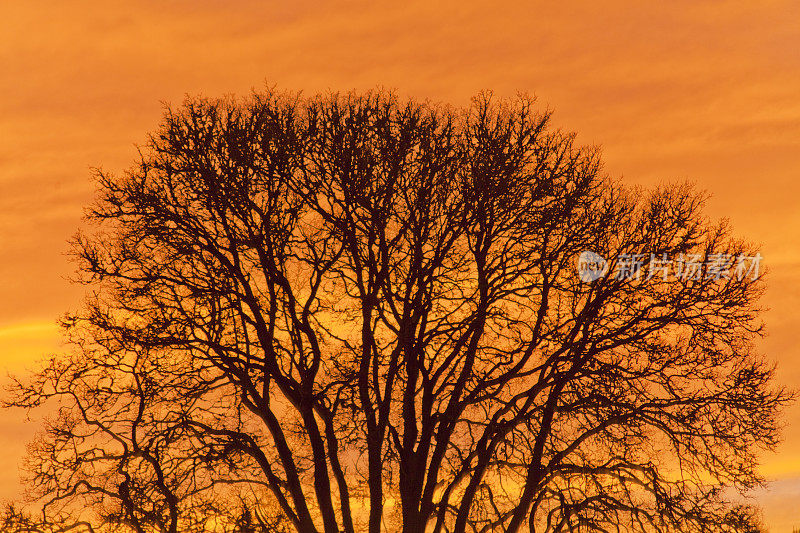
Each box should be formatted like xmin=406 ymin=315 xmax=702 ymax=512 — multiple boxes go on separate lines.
xmin=3 ymin=88 xmax=789 ymax=532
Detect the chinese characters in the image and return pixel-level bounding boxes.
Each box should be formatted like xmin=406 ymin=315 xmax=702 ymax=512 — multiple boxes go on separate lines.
xmin=577 ymin=251 xmax=762 ymax=282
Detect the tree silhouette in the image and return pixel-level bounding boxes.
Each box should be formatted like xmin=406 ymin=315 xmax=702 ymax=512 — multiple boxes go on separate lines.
xmin=3 ymin=88 xmax=789 ymax=532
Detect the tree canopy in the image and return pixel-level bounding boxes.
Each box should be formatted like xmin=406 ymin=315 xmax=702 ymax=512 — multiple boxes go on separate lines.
xmin=2 ymin=88 xmax=788 ymax=533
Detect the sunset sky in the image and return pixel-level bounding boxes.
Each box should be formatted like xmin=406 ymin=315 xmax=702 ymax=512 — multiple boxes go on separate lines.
xmin=2 ymin=1 xmax=799 ymax=529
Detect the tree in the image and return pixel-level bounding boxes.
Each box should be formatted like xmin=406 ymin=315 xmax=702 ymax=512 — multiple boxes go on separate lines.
xmin=3 ymin=88 xmax=789 ymax=532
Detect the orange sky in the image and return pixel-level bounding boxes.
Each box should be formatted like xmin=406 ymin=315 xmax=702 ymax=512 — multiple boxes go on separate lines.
xmin=2 ymin=1 xmax=799 ymax=529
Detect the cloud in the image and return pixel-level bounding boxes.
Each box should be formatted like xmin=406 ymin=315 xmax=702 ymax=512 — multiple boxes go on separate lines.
xmin=1 ymin=1 xmax=799 ymax=527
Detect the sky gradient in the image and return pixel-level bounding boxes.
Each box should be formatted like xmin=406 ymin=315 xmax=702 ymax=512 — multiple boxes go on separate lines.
xmin=2 ymin=1 xmax=799 ymax=529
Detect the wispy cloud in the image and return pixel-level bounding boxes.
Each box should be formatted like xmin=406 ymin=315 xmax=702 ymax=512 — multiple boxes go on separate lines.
xmin=1 ymin=1 xmax=799 ymax=526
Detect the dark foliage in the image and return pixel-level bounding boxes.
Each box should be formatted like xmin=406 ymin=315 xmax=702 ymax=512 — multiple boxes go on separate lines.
xmin=3 ymin=88 xmax=788 ymax=532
